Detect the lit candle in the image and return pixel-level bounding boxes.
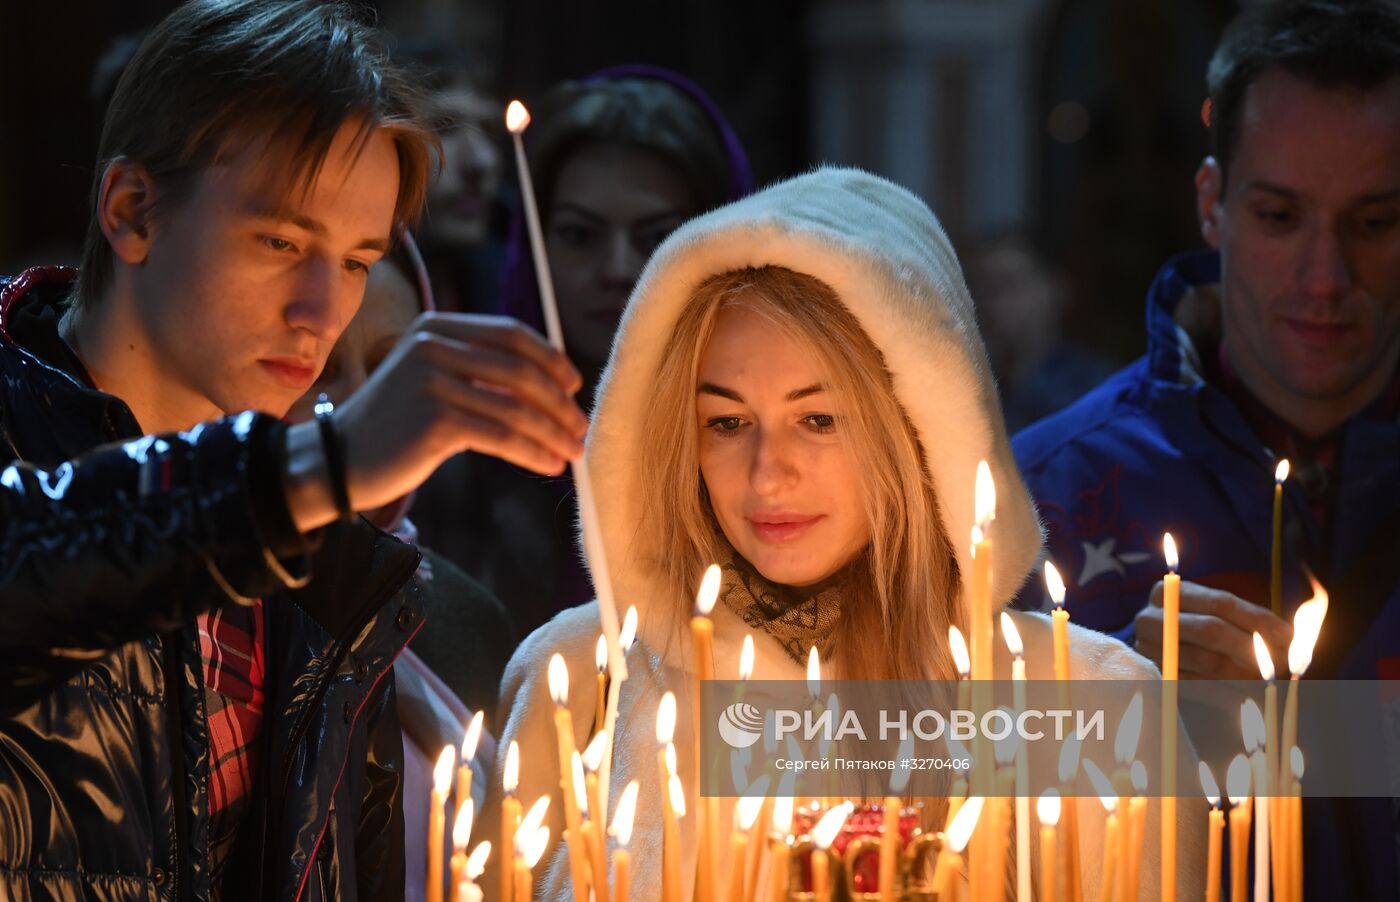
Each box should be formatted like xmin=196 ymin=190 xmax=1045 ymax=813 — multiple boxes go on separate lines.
xmin=1227 ymin=755 xmax=1252 ymax=902
xmin=595 ymin=634 xmax=608 ymax=736
xmin=611 ymin=781 xmax=639 ymax=902
xmin=1038 ymin=791 xmax=1061 ymax=902
xmin=949 ymin=624 xmax=971 ymax=714
xmin=1083 ymin=760 xmax=1118 ymax=902
xmin=1200 ymin=762 xmax=1224 ymax=902
xmin=1271 ymin=460 xmax=1289 ymax=616
xmin=657 ymin=692 xmax=682 ymax=902
xmin=514 ymin=796 xmax=551 ymax=902
xmin=971 ymin=461 xmax=997 ymax=681
xmin=768 ymin=796 xmax=795 ymax=902
xmin=499 ymin=741 xmax=521 ymax=902
xmin=504 ymin=98 xmax=628 ymax=816
xmin=450 ymin=799 xmax=474 ymax=891
xmin=429 ymin=745 xmax=455 ymax=902
xmin=664 ymin=774 xmax=687 ymax=902
xmin=988 ymin=725 xmax=1018 ymax=902
xmin=568 ymin=750 xmax=601 ymax=902
xmin=934 ymin=796 xmax=983 ymax=900
xmin=547 ymin=654 xmax=590 ymax=900
xmin=726 ymin=792 xmax=766 ymax=902
xmin=457 ymin=711 xmax=484 ymax=817
xmin=879 ymin=739 xmax=914 ymax=901
xmin=1254 ymin=632 xmax=1283 ymax=898
xmin=1242 ymin=699 xmax=1270 ymax=902
xmin=1001 ymin=613 xmax=1032 ymax=902
xmin=1161 ymin=532 xmax=1180 ymax=902
xmin=692 ymin=565 xmax=721 ymax=902
xmin=457 ymin=840 xmax=491 ymax=902
xmin=1111 ymin=696 xmax=1144 ymax=901
xmin=1123 ymin=762 xmax=1148 ymax=902
xmin=1281 ymin=579 xmax=1327 ymax=791
xmin=810 ymin=802 xmax=852 ymax=902
xmin=582 ymin=733 xmax=610 ymax=902
xmin=1287 ymin=748 xmax=1304 ymax=902
xmin=1057 ymin=735 xmax=1085 ymax=902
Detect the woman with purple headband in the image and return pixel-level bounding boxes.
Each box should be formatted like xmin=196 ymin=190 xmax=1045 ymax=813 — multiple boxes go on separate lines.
xmin=414 ymin=66 xmax=753 ymax=641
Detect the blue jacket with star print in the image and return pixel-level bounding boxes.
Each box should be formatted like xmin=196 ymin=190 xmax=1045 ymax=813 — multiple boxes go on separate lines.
xmin=1012 ymin=249 xmax=1400 ymax=900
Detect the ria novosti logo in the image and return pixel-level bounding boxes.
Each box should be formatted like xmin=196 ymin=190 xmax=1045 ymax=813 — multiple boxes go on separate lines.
xmin=717 ymin=702 xmax=765 ymax=748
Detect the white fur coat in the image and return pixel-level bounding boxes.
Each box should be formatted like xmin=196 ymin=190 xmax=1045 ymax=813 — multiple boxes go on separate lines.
xmin=489 ymin=167 xmax=1205 ymax=900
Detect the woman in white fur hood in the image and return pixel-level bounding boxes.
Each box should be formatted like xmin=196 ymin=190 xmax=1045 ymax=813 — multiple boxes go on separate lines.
xmin=491 ymin=166 xmax=1204 ymax=899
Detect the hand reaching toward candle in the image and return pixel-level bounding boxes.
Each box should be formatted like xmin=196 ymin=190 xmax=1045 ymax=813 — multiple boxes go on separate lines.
xmin=1134 ymin=580 xmax=1290 ymax=679
xmin=284 ymin=311 xmax=588 ymax=532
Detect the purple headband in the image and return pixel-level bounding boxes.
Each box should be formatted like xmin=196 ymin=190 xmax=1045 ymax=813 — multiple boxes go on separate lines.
xmin=498 ymin=65 xmax=754 ymax=330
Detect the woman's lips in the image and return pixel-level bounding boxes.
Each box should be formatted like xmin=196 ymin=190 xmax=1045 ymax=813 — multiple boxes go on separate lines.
xmin=747 ymin=514 xmax=825 ymax=543
xmin=259 ymin=358 xmax=317 ymax=389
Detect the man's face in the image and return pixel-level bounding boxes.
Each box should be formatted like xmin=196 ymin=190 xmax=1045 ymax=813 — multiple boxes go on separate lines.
xmin=1201 ymin=71 xmax=1400 ymax=411
xmin=130 ymin=121 xmax=400 ymax=419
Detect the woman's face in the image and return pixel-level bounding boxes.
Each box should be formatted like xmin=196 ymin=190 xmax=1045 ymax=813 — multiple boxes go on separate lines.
xmin=546 ymin=143 xmax=694 ymax=380
xmin=286 ymin=260 xmax=421 ymax=423
xmin=696 ymin=304 xmax=870 ymax=586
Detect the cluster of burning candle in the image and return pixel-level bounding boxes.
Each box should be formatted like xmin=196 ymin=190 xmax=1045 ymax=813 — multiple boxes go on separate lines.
xmin=475 ymin=98 xmax=1328 ymax=900
xmin=424 ymin=710 xmax=495 ymax=902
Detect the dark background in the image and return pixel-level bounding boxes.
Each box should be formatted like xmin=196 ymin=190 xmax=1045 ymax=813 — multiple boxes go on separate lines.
xmin=0 ymin=0 xmax=1235 ymax=364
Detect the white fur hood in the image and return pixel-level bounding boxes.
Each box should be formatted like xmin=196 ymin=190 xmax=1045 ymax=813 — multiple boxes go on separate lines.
xmin=584 ymin=165 xmax=1044 ymax=658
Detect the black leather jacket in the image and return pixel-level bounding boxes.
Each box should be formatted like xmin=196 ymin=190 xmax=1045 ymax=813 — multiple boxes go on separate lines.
xmin=0 ymin=267 xmax=424 ymax=901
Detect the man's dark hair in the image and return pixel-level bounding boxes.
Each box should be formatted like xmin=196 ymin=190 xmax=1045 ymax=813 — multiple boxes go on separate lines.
xmin=76 ymin=0 xmax=440 ymax=307
xmin=1207 ymin=0 xmax=1400 ymax=192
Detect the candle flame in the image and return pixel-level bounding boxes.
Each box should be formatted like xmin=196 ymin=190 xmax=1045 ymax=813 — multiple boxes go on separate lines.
xmin=667 ymin=773 xmax=687 ymax=817
xmin=1291 ymin=746 xmax=1305 ymax=781
xmin=596 ymin=634 xmax=607 ymax=673
xmin=519 ymin=794 xmax=551 ymax=843
xmin=1058 ymin=735 xmax=1082 ymax=784
xmin=611 ymin=780 xmax=640 ymax=847
xmin=1114 ymin=692 xmax=1144 ymax=765
xmin=695 ymin=563 xmax=721 ymax=616
xmin=521 ymin=826 xmax=550 ymax=868
xmin=1276 ymin=458 xmax=1291 ymax=483
xmin=433 ymin=745 xmax=455 ymax=794
xmin=453 ymin=798 xmax=474 ymax=851
xmin=974 ymin=460 xmax=997 ymax=526
xmin=571 ymin=750 xmax=588 ymax=815
xmin=811 ymin=801 xmax=853 ymax=850
xmin=582 ymin=731 xmax=607 ymax=773
xmin=772 ymin=795 xmax=795 ymax=834
xmin=1253 ymin=632 xmax=1276 ymax=681
xmin=737 ymin=790 xmax=766 ymax=832
xmin=504 ymin=100 xmax=530 ymax=134
xmin=466 ymin=840 xmax=491 ymax=879
xmin=504 ymin=741 xmax=520 ymax=794
xmin=462 ymin=710 xmax=485 ymax=761
xmin=1044 ymin=561 xmax=1067 ymax=608
xmin=806 ymin=646 xmax=821 ymax=699
xmin=620 ymin=605 xmax=638 ymax=651
xmin=1037 ymin=790 xmax=1062 ymax=827
xmin=739 ymin=634 xmax=755 ymax=681
xmin=547 ymin=653 xmax=569 ymax=705
xmin=1241 ymin=698 xmax=1265 ymax=753
xmin=1288 ymin=576 xmax=1329 ymax=677
xmin=1163 ymin=533 xmax=1179 ymax=572
xmin=970 ymin=525 xmax=984 ymax=557
xmin=1082 ymin=759 xmax=1116 ymax=807
xmin=1131 ymin=760 xmax=1148 ymax=794
xmin=947 ymin=797 xmax=984 ymax=852
xmin=1199 ymin=761 xmax=1221 ymax=807
xmin=948 ymin=626 xmax=970 ymax=677
xmin=656 ymin=691 xmax=677 ymax=744
xmin=1000 ymin=611 xmax=1024 ymax=658
xmin=1226 ymin=754 xmax=1252 ymax=806
xmin=665 ymin=742 xmax=677 ymax=777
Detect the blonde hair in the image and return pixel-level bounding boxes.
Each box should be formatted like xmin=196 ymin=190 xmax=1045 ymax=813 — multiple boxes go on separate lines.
xmin=636 ymin=265 xmax=964 ymax=681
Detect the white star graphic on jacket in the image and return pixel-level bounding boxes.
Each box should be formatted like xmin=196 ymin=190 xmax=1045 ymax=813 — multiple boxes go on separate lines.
xmin=1078 ymin=537 xmax=1152 ymax=587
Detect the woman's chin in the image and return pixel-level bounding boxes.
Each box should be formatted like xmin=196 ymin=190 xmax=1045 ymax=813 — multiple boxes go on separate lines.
xmin=745 ymin=552 xmax=838 ymax=589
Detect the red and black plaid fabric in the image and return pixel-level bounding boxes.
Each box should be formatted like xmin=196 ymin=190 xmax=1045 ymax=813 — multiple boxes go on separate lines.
xmin=197 ymin=600 xmax=266 ymax=890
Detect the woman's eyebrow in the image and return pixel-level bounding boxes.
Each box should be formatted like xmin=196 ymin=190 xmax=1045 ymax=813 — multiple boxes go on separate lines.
xmin=698 ymin=381 xmax=744 ymax=402
xmin=787 ymin=383 xmax=825 ymax=401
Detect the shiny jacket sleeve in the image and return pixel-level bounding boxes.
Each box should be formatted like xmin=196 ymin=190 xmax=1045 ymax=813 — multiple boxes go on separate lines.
xmin=0 ymin=410 xmax=313 ymax=714
xmin=355 ymin=669 xmax=407 ymax=901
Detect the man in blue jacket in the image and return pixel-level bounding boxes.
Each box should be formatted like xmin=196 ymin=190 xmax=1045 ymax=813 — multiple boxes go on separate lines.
xmin=0 ymin=2 xmax=587 ymax=900
xmin=1014 ymin=1 xmax=1400 ymax=896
